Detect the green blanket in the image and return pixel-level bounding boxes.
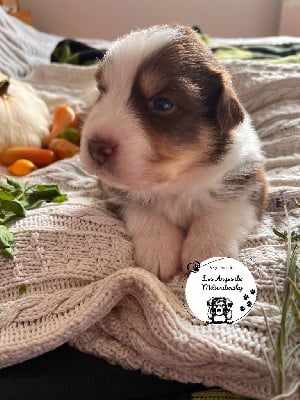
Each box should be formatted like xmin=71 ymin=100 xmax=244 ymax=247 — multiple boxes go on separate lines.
xmin=212 ymin=42 xmax=300 ymax=64
xmin=51 ymin=35 xmax=300 ymax=66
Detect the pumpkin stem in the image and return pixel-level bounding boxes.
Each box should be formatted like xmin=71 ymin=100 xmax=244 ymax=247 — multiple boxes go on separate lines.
xmin=0 ymin=79 xmax=10 ymax=96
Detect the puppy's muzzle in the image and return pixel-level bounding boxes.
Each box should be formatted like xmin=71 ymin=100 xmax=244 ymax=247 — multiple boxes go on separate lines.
xmin=88 ymin=139 xmax=116 ymax=166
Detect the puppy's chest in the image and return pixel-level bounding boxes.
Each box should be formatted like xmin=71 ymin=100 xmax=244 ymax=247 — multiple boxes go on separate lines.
xmin=103 ymin=183 xmax=217 ymax=230
xmin=155 ymin=189 xmax=215 ymax=230
xmin=157 ymin=195 xmax=192 ymax=230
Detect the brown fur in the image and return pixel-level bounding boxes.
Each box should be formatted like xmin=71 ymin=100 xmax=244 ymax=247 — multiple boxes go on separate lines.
xmin=95 ymin=64 xmax=109 ymax=100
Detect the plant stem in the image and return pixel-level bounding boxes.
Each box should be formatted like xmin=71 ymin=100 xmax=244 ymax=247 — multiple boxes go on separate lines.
xmin=275 ymin=203 xmax=296 ymax=395
xmin=284 ymin=204 xmax=292 ymax=270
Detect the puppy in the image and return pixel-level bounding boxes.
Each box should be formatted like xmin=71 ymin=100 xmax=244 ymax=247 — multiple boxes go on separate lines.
xmin=207 ymin=297 xmax=233 ymax=324
xmin=80 ymin=25 xmax=267 ymax=281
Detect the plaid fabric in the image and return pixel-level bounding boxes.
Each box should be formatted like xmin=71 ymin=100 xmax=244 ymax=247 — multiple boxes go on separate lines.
xmin=50 ymin=34 xmax=300 ymax=66
xmin=212 ymin=43 xmax=300 ymax=63
xmin=50 ymin=39 xmax=106 ymax=65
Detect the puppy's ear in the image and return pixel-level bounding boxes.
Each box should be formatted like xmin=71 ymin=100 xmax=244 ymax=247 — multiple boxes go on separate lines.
xmin=216 ymin=72 xmax=245 ymax=135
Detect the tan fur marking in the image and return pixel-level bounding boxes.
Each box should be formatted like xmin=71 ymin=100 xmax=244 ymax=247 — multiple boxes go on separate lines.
xmin=147 ymin=126 xmax=214 ymax=183
xmin=139 ymin=69 xmax=167 ymax=98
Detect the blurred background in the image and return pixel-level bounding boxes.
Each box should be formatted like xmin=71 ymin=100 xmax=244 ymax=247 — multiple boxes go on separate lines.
xmin=1 ymin=0 xmax=300 ymax=39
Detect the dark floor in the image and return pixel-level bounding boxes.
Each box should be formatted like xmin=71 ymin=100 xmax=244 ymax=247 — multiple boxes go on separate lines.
xmin=0 ymin=344 xmax=206 ymax=400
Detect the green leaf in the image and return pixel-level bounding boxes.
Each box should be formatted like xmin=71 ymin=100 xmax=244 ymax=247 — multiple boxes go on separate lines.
xmin=0 ymin=190 xmax=15 ymax=200
xmin=25 ymin=184 xmax=67 ymax=207
xmin=0 ymin=178 xmax=67 ymax=259
xmin=262 ymin=348 xmax=277 ymax=389
xmin=22 ymin=199 xmax=44 ymax=211
xmin=0 ymin=224 xmax=14 ymax=244
xmin=286 ymin=343 xmax=300 ymax=369
xmin=59 ymin=128 xmax=81 ymax=145
xmin=0 ymin=182 xmax=14 ymax=192
xmin=261 ymin=307 xmax=278 ymax=354
xmin=286 ymin=313 xmax=294 ymax=338
xmin=52 ymin=194 xmax=68 ymax=203
xmin=0 ymin=199 xmax=26 ymax=217
xmin=287 ymin=277 xmax=300 ymax=303
xmin=4 ymin=175 xmax=24 ymax=189
xmin=273 ymin=227 xmax=287 ymax=240
xmin=0 ymin=225 xmax=14 ymax=259
xmin=37 ymin=184 xmax=61 ymax=191
xmin=1 ymin=247 xmax=14 ymax=259
xmin=290 ymin=298 xmax=300 ymax=330
xmin=26 ymin=189 xmax=63 ymax=204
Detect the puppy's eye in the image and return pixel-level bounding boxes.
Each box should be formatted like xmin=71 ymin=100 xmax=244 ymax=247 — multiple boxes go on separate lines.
xmin=150 ymin=96 xmax=174 ymax=112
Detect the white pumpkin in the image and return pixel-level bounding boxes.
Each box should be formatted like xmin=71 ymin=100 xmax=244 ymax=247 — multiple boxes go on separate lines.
xmin=0 ymin=73 xmax=50 ymax=153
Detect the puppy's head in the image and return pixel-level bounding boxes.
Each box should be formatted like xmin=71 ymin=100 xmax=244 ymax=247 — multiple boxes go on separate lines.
xmin=209 ymin=297 xmax=232 ymax=316
xmin=80 ymin=25 xmax=244 ymax=191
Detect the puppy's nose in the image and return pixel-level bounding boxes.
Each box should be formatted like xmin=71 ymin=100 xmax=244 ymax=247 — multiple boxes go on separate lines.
xmin=88 ymin=139 xmax=116 ymax=166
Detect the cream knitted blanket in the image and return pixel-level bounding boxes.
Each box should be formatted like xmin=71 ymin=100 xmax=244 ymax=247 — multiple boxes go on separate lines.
xmin=0 ymin=61 xmax=299 ymax=400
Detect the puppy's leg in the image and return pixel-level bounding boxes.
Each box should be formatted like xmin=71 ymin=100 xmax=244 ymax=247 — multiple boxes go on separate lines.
xmin=123 ymin=207 xmax=185 ymax=281
xmin=181 ymin=199 xmax=257 ymax=272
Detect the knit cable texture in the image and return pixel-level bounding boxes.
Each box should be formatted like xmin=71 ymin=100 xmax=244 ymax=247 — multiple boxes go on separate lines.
xmin=0 ymin=61 xmax=299 ymax=399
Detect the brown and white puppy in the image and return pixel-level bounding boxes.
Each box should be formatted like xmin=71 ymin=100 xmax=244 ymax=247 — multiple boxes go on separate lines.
xmin=80 ymin=25 xmax=267 ymax=281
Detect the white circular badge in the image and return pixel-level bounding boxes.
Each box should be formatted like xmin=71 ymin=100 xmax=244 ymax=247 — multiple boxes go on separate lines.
xmin=185 ymin=257 xmax=257 ymax=324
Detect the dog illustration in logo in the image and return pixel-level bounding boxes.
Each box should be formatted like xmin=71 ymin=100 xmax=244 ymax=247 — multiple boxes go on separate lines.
xmin=207 ymin=297 xmax=233 ymax=324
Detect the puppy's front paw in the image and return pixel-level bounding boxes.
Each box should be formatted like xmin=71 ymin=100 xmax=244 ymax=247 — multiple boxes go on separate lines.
xmin=133 ymin=225 xmax=184 ymax=282
xmin=181 ymin=232 xmax=238 ymax=274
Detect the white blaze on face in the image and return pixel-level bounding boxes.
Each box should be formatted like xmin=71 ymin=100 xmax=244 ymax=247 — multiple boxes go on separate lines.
xmin=106 ymin=25 xmax=181 ymax=101
xmin=80 ymin=26 xmax=182 ymax=190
